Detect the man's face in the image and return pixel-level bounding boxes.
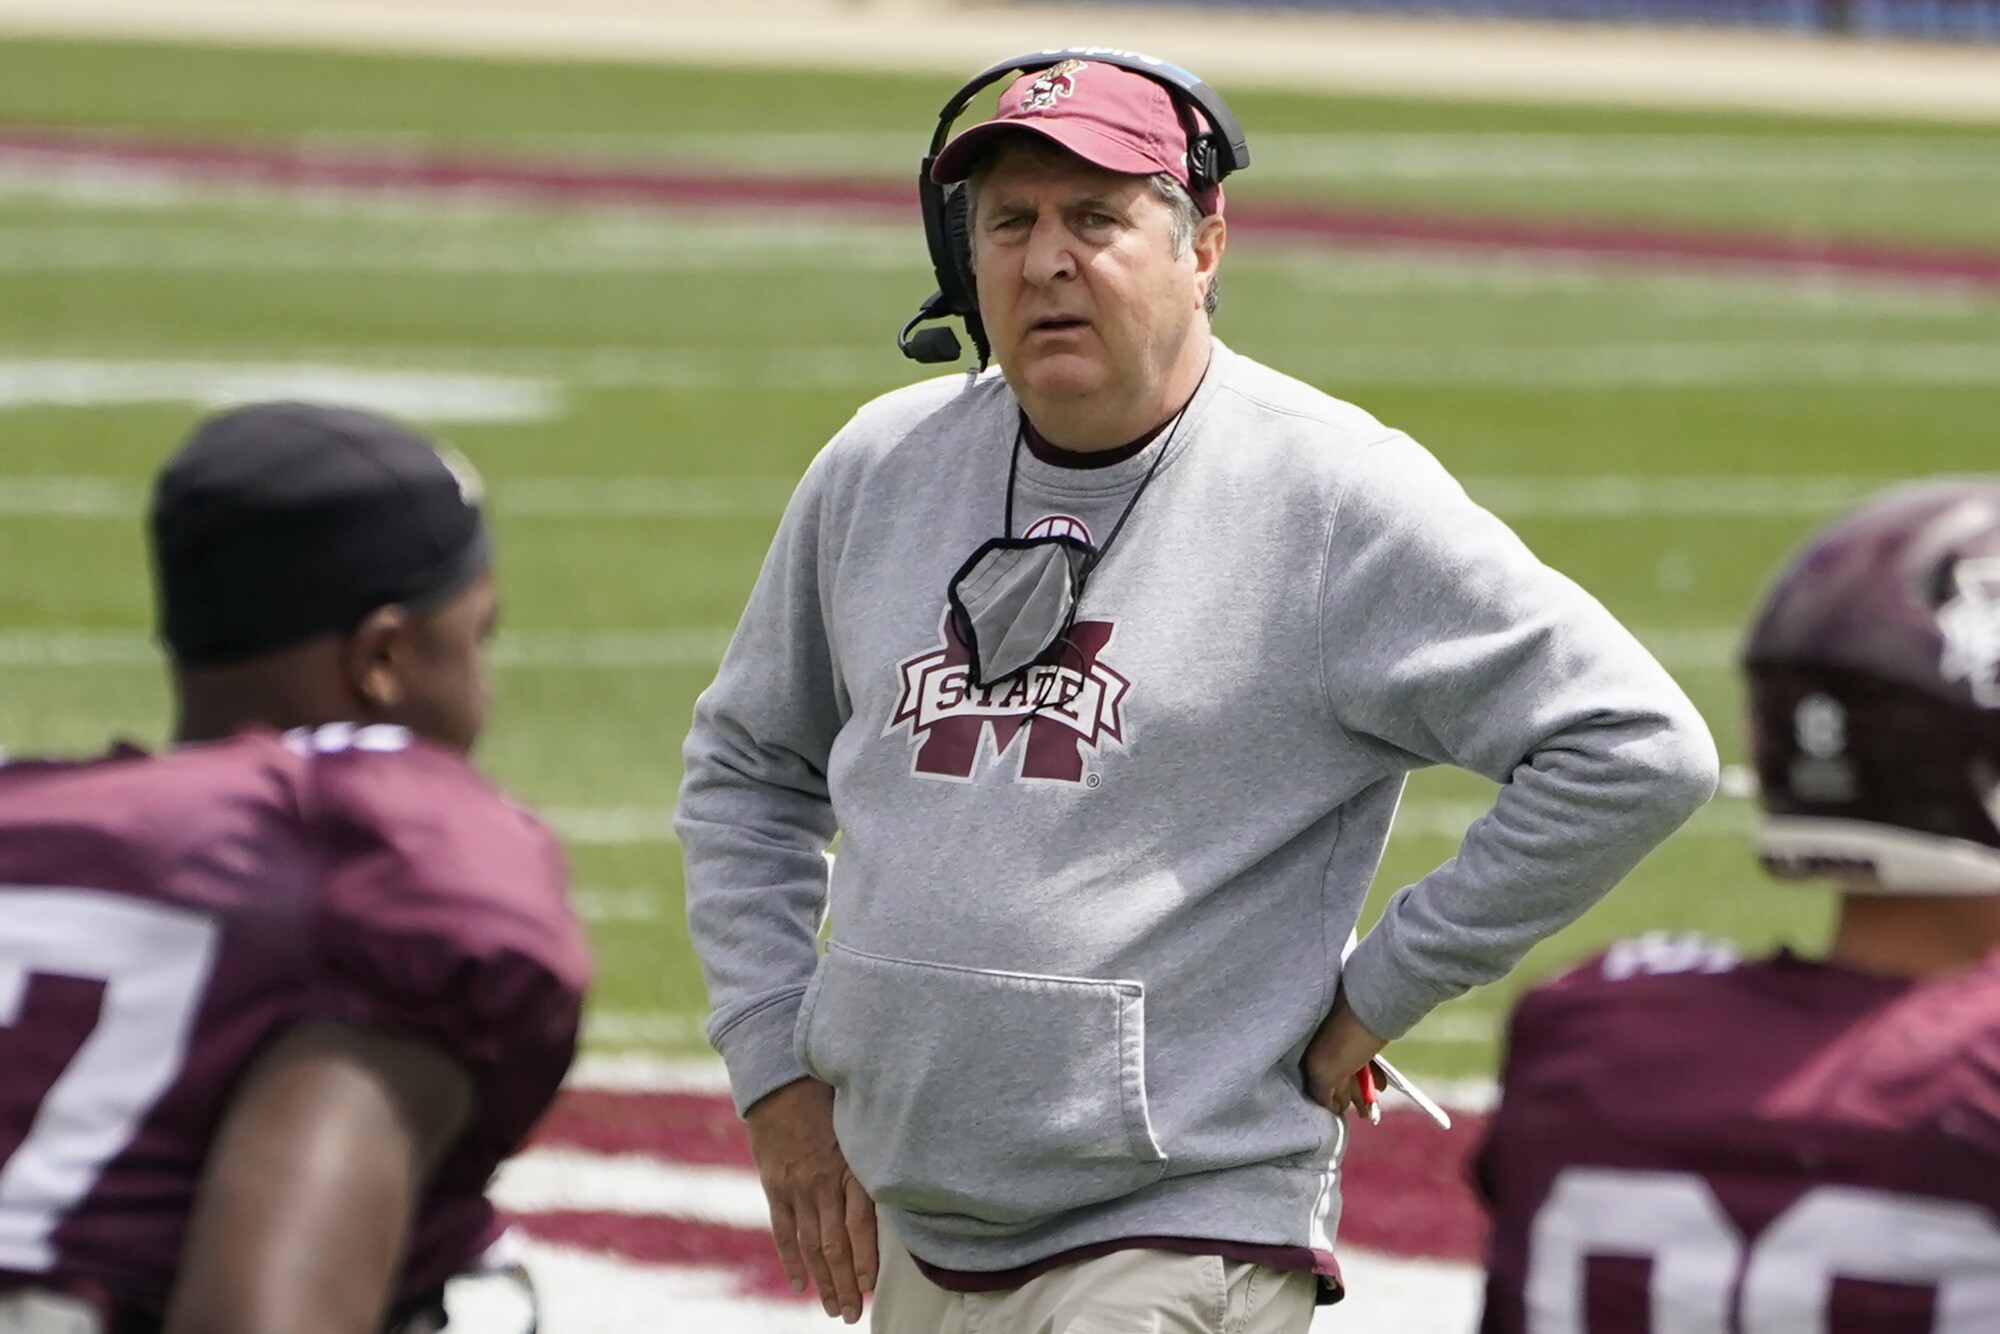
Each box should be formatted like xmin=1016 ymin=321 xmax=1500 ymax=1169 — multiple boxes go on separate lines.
xmin=971 ymin=145 xmax=1216 ymax=420
xmin=386 ymin=568 xmax=497 ymax=755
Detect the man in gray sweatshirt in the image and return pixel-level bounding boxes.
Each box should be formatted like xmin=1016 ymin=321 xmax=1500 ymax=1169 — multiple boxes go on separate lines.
xmin=676 ymin=52 xmax=1719 ymax=1332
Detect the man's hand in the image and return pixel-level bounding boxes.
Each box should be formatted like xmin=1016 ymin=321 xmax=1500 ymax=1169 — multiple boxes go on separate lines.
xmin=744 ymin=1077 xmax=877 ymax=1323
xmin=1302 ymin=990 xmax=1388 ymax=1115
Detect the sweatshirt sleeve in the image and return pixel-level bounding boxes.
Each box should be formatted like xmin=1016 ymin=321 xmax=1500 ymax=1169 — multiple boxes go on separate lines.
xmin=675 ymin=448 xmax=847 ymax=1115
xmin=1323 ymin=434 xmax=1719 ymax=1040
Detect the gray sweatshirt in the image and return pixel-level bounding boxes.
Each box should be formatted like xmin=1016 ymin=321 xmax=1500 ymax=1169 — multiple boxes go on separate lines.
xmin=676 ymin=340 xmax=1718 ymax=1268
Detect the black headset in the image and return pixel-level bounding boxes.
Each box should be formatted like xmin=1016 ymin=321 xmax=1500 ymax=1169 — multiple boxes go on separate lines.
xmin=899 ymin=49 xmax=1252 ymax=369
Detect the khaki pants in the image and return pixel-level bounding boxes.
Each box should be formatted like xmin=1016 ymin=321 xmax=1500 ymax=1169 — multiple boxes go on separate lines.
xmin=871 ymin=1221 xmax=1319 ymax=1334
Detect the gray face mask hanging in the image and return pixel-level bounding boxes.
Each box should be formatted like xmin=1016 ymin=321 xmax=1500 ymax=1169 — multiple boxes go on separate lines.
xmin=945 ymin=405 xmax=1192 ymax=693
xmin=947 ymin=534 xmax=1094 ymax=689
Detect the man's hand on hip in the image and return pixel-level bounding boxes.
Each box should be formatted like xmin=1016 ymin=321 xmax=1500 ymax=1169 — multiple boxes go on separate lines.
xmin=1302 ymin=990 xmax=1388 ymax=1114
xmin=744 ymin=1077 xmax=877 ymax=1323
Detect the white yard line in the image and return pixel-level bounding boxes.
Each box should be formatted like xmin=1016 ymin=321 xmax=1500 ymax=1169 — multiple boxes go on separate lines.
xmin=570 ymin=886 xmax=665 ymax=923
xmin=0 ymin=471 xmax=1925 ymax=523
xmin=468 ymin=1244 xmax=832 ymax=1334
xmin=491 ymin=1073 xmax=1490 ymax=1333
xmin=566 ymin=1052 xmax=735 ymax=1093
xmin=1273 ymin=343 xmax=2000 ymax=387
xmin=583 ymin=1011 xmax=715 ymax=1046
xmin=0 ymin=629 xmax=733 ymax=669
xmin=0 ymin=359 xmax=558 ymax=422
xmin=492 ymin=1147 xmax=771 ymax=1227
xmin=542 ymin=787 xmax=1750 ymax=850
xmin=0 ymin=229 xmax=919 ymax=273
xmin=1464 ymin=476 xmax=1889 ymax=517
xmin=544 ymin=808 xmax=677 ymax=846
xmin=1246 ymin=251 xmax=1995 ymax=314
xmin=493 ymin=1222 xmax=1483 ymax=1334
xmin=0 ymin=475 xmax=796 ymax=520
xmin=2 ymin=201 xmax=1992 ymax=318
xmin=495 ymin=478 xmax=797 ymax=517
xmin=1323 ymin=1248 xmax=1485 ymax=1333
xmin=561 ymin=1051 xmax=1499 ymax=1113
xmin=8 ymin=345 xmax=1994 ymax=395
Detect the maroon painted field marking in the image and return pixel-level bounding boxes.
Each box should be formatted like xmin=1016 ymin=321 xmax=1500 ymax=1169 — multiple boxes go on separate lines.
xmin=1338 ymin=1106 xmax=1490 ymax=1263
xmin=527 ymin=1087 xmax=1490 ymax=1264
xmin=508 ymin=1208 xmax=796 ymax=1296
xmin=533 ymin=1087 xmax=757 ymax=1167
xmin=5 ymin=129 xmax=1999 ymax=291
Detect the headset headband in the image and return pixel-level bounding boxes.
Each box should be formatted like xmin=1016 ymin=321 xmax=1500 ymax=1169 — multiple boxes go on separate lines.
xmin=898 ymin=49 xmax=1250 ymax=369
xmin=923 ymin=49 xmax=1251 ymax=185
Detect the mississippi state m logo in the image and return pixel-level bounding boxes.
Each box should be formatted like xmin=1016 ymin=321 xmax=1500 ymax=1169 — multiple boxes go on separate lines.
xmin=887 ymin=612 xmax=1130 ymax=784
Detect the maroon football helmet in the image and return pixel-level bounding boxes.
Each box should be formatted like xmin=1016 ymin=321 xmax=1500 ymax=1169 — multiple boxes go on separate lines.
xmin=1744 ymin=479 xmax=2000 ymax=893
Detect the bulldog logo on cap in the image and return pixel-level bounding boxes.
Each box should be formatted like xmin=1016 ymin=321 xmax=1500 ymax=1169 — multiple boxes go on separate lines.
xmin=1021 ymin=59 xmax=1085 ymax=113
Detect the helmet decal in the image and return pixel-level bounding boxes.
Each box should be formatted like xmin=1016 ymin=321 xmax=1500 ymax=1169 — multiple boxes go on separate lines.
xmin=1940 ymin=555 xmax=2000 ymax=709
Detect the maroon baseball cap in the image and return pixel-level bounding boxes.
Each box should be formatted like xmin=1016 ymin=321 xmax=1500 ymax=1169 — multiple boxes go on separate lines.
xmin=930 ymin=59 xmax=1223 ymax=215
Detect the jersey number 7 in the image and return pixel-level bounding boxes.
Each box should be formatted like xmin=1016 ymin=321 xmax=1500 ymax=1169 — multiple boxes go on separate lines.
xmin=0 ymin=887 xmax=219 ymax=1271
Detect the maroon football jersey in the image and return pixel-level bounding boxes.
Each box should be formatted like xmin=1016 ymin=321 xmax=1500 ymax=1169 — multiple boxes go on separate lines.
xmin=0 ymin=724 xmax=588 ymax=1324
xmin=1476 ymin=933 xmax=2000 ymax=1334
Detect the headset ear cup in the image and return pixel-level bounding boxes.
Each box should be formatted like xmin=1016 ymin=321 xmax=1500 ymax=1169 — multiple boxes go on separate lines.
xmin=943 ymin=185 xmax=977 ymax=316
xmin=1187 ymin=136 xmax=1217 ymax=195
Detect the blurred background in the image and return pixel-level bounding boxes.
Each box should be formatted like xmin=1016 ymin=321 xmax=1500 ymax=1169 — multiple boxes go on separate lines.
xmin=0 ymin=1 xmax=1995 ymax=1326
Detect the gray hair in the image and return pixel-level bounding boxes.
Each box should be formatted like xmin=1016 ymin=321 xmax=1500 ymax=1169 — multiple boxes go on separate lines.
xmin=1146 ymin=172 xmax=1219 ymax=318
xmin=961 ymin=149 xmax=1220 ymax=318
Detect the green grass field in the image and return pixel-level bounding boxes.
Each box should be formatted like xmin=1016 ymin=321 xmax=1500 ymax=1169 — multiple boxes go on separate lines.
xmin=4 ymin=36 xmax=1998 ymax=1079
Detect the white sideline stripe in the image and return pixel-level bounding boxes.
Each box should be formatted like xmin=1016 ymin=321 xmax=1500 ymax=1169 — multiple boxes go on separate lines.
xmin=0 ymin=360 xmax=559 ymax=422
xmin=545 ymin=780 xmax=1753 ymax=849
xmin=584 ymin=1011 xmax=713 ymax=1046
xmin=0 ymin=229 xmax=919 ymax=273
xmin=488 ymin=1241 xmax=848 ymax=1334
xmin=0 ymin=205 xmax=1985 ymax=317
xmin=491 ymin=1147 xmax=772 ymax=1228
xmin=498 ymin=477 xmax=798 ymax=517
xmin=0 ymin=622 xmax=1747 ymax=675
xmin=9 ymin=344 xmax=2000 ymax=391
xmin=0 ymin=629 xmax=732 ymax=669
xmin=566 ymin=1052 xmax=735 ymax=1094
xmin=1323 ymin=1247 xmax=1483 ymax=1333
xmin=571 ymin=886 xmax=663 ymax=923
xmin=0 ymin=474 xmax=1909 ymax=521
xmin=1463 ymin=475 xmax=1893 ymax=518
xmin=0 ymin=475 xmax=797 ymax=519
xmin=495 ymin=1236 xmax=1481 ymax=1334
xmin=1279 ymin=343 xmax=2000 ymax=387
xmin=546 ymin=807 xmax=676 ymax=846
xmin=557 ymin=1052 xmax=1500 ymax=1114
xmin=1404 ymin=1011 xmax=1503 ymax=1046
xmin=1245 ymin=250 xmax=1992 ymax=314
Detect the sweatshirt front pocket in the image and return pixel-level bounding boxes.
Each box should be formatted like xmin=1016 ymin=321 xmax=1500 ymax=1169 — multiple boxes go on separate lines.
xmin=797 ymin=940 xmax=1167 ymax=1229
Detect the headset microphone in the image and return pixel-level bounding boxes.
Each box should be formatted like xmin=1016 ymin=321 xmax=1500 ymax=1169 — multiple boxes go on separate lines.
xmin=898 ymin=296 xmax=964 ymax=365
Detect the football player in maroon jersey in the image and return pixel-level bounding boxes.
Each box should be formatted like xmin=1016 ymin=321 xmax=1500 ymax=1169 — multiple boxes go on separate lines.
xmin=0 ymin=402 xmax=588 ymax=1334
xmin=1475 ymin=479 xmax=2000 ymax=1334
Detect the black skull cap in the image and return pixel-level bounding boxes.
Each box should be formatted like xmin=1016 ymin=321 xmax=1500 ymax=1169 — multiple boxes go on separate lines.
xmin=150 ymin=400 xmax=489 ymax=665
